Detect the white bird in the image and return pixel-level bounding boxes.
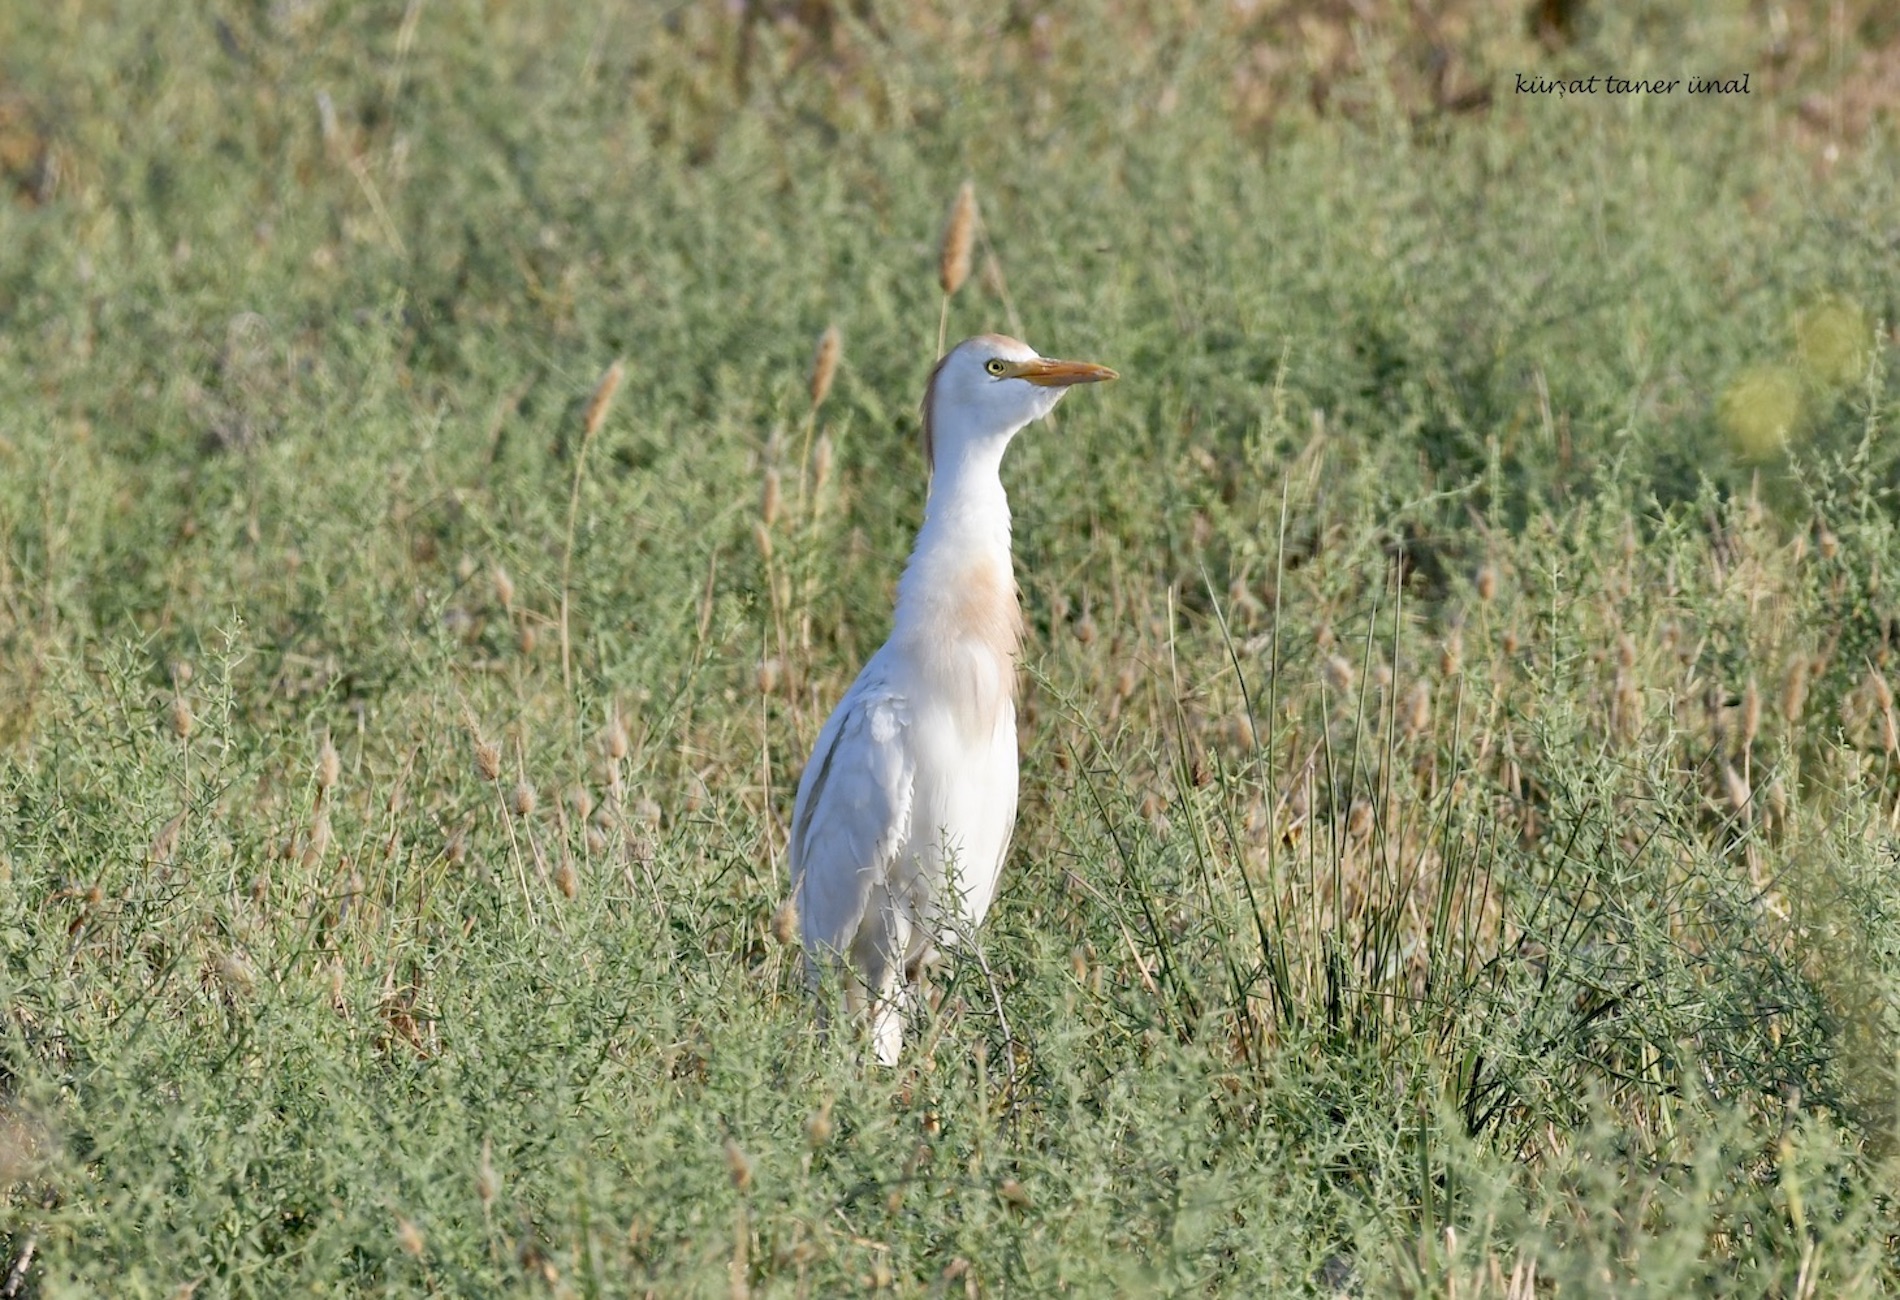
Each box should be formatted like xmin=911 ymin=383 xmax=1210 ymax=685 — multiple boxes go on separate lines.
xmin=788 ymin=333 xmax=1117 ymax=1065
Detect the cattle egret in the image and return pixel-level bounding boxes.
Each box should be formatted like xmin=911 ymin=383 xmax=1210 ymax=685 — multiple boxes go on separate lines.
xmin=789 ymin=333 xmax=1117 ymax=1065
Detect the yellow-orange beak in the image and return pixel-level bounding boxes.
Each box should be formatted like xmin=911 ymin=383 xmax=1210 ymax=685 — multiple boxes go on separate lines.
xmin=1007 ymin=357 xmax=1119 ymax=388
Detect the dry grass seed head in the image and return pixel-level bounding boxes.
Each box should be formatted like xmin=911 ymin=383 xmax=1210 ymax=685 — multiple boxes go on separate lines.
xmin=604 ymin=714 xmax=630 ymax=761
xmin=492 ymin=564 xmax=515 ymax=613
xmin=477 ymin=1138 xmax=498 ymax=1206
xmin=1841 ymin=686 xmax=1869 ymax=736
xmin=462 ymin=705 xmax=503 ymax=782
xmin=809 ymin=324 xmax=841 ymax=409
xmin=317 ymin=734 xmax=340 ymax=792
xmin=511 ymin=779 xmax=537 ymax=818
xmin=1403 ymin=679 xmax=1431 ymax=736
xmin=723 ymin=1137 xmax=753 ymax=1193
xmin=1441 ymin=628 xmax=1462 ymax=677
xmin=216 ymin=949 xmax=257 ymax=998
xmin=396 ymin=1216 xmax=426 ymax=1259
xmin=305 ymin=810 xmax=332 ymax=864
xmin=171 ymin=694 xmax=193 ymax=739
xmin=1868 ymin=666 xmax=1893 ymax=713
xmin=1069 ymin=945 xmax=1091 ymax=982
xmin=761 ymin=467 xmax=781 ymax=527
xmin=804 ymin=1100 xmax=833 ymax=1147
xmin=812 ymin=432 xmax=833 ymax=496
xmin=938 ymin=181 xmax=977 ymax=296
xmin=1476 ymin=562 xmax=1499 ymax=602
xmin=583 ymin=359 xmax=625 ymax=438
xmin=1740 ymin=677 xmax=1761 ymax=748
xmin=1781 ymin=657 xmax=1809 ymax=724
xmin=1322 ymin=653 xmax=1354 ymax=694
xmin=1614 ymin=670 xmax=1641 ymax=743
xmin=473 ymin=738 xmax=502 ymax=783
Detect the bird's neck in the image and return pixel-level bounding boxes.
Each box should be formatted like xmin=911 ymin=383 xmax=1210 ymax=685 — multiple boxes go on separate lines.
xmin=890 ymin=437 xmax=1021 ymax=663
xmin=917 ymin=438 xmax=1013 ymax=557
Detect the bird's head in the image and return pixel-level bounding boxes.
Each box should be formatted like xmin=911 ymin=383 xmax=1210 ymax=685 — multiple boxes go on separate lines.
xmin=922 ymin=334 xmax=1117 ymax=471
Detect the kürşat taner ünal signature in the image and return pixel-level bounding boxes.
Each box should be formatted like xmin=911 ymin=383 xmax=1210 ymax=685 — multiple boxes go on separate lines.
xmin=1514 ymin=73 xmax=1751 ymax=95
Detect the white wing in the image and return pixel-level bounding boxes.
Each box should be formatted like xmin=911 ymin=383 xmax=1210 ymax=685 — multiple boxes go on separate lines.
xmin=788 ymin=675 xmax=915 ymax=958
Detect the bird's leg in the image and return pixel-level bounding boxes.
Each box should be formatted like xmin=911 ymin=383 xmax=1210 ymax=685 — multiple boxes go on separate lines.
xmin=870 ymin=981 xmax=907 ymax=1068
xmin=836 ymin=966 xmax=890 ymax=1064
xmin=851 ymin=897 xmax=915 ymax=1067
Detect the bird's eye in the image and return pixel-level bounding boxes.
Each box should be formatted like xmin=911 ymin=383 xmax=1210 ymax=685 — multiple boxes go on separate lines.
xmin=984 ymin=358 xmax=1010 ymax=377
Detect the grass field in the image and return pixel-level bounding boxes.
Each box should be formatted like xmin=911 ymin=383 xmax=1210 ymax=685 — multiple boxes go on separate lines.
xmin=2 ymin=0 xmax=1898 ymax=1294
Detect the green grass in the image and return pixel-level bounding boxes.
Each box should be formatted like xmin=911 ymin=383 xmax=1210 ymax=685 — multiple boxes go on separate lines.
xmin=2 ymin=0 xmax=1899 ymax=1293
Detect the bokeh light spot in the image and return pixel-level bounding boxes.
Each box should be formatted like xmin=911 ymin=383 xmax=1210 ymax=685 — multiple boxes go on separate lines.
xmin=1795 ymin=297 xmax=1870 ymax=389
xmin=1719 ymin=364 xmax=1804 ymax=461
